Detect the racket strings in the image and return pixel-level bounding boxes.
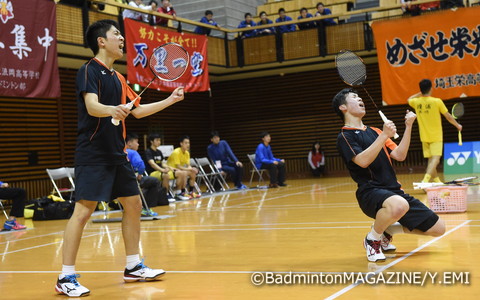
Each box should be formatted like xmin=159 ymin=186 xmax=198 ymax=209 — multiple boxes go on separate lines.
xmin=452 ymin=103 xmax=464 ymax=119
xmin=149 ymin=43 xmax=189 ymax=81
xmin=336 ymin=52 xmax=367 ymax=86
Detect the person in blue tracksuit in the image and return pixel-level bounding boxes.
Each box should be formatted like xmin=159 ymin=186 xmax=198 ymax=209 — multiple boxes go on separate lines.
xmin=207 ymin=131 xmax=247 ymax=189
xmin=275 ymin=8 xmax=296 ymax=33
xmin=255 ymin=132 xmax=286 ymax=188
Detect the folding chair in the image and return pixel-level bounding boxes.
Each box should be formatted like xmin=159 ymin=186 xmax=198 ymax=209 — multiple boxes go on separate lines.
xmin=190 ymin=158 xmax=215 ymax=193
xmin=46 ymin=167 xmax=75 ymax=200
xmin=195 ymin=157 xmax=229 ymax=192
xmin=247 ymin=154 xmax=268 ymax=187
xmin=0 ymin=199 xmax=9 ymax=219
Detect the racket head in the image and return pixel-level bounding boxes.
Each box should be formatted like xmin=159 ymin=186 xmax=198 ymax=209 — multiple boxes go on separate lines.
xmin=451 ymin=102 xmax=464 ymax=119
xmin=452 ymin=176 xmax=477 ymax=183
xmin=149 ymin=43 xmax=189 ymax=82
xmin=335 ymin=50 xmax=367 ymax=86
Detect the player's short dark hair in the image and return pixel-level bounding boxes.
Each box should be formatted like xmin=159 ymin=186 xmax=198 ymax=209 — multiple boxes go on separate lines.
xmin=149 ymin=0 xmax=158 ymax=6
xmin=205 ymin=10 xmax=213 ymax=16
xmin=210 ymin=131 xmax=219 ymax=139
xmin=332 ymin=88 xmax=356 ymax=121
xmin=316 ymin=2 xmax=325 ymax=8
xmin=300 ymin=7 xmax=307 ymax=13
xmin=244 ymin=12 xmax=252 ymax=18
xmin=419 ymin=79 xmax=432 ymax=94
xmin=126 ymin=132 xmax=139 ymax=143
xmin=85 ymin=19 xmax=119 ymax=55
xmin=259 ymin=11 xmax=267 ymax=17
xmin=148 ymin=133 xmax=161 ymax=144
xmin=180 ymin=135 xmax=190 ymax=144
xmin=260 ymin=131 xmax=270 ymax=139
xmin=278 ymin=8 xmax=286 ymax=14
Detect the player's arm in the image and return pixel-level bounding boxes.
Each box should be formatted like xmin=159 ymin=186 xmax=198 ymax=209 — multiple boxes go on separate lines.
xmin=147 ymin=159 xmax=167 ymax=172
xmin=84 ymin=92 xmax=130 ymax=120
xmin=442 ymin=111 xmax=462 ymax=131
xmin=131 ymin=87 xmax=184 ymax=119
xmin=390 ymin=110 xmax=416 ymax=161
xmin=352 ymin=121 xmax=396 ymax=168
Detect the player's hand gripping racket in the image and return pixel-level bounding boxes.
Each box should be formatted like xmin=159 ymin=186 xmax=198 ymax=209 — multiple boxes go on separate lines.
xmin=112 ymin=42 xmax=189 ymax=126
xmin=335 ymin=50 xmax=399 ymax=139
xmin=451 ymin=102 xmax=464 ymax=146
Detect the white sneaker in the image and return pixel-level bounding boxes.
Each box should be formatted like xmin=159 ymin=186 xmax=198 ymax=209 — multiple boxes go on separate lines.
xmin=364 ymin=236 xmax=386 ymax=262
xmin=124 ymin=261 xmax=166 ymax=282
xmin=381 ymin=232 xmax=397 ymax=251
xmin=55 ymin=274 xmax=90 ymax=297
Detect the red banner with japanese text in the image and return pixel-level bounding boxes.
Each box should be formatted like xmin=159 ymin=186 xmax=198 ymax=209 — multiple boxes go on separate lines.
xmin=124 ymin=18 xmax=210 ymax=92
xmin=372 ymin=7 xmax=480 ymax=105
xmin=0 ymin=0 xmax=60 ymax=98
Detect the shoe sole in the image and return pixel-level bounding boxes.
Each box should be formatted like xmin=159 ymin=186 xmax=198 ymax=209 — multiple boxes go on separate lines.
xmin=55 ymin=285 xmax=90 ymax=297
xmin=123 ymin=271 xmax=166 ymax=283
xmin=381 ymin=246 xmax=397 ymax=252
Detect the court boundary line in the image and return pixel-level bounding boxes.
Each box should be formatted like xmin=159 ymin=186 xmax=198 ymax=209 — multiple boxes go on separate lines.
xmin=324 ymin=220 xmax=472 ymax=300
xmin=1 ymin=229 xmax=121 ymax=256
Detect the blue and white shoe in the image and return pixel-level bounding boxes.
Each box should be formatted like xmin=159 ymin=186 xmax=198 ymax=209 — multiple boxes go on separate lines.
xmin=124 ymin=260 xmax=165 ymax=282
xmin=141 ymin=208 xmax=158 ymax=217
xmin=236 ymin=184 xmax=248 ymax=190
xmin=55 ymin=274 xmax=90 ymax=297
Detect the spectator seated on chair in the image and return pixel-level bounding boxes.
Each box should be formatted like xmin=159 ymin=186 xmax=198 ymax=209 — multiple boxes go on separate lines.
xmin=238 ymin=13 xmax=257 ymax=38
xmin=0 ymin=180 xmax=27 ymax=231
xmin=144 ymin=133 xmax=189 ymax=201
xmin=257 ymin=11 xmax=275 ymax=35
xmin=194 ymin=10 xmax=219 ymax=36
xmin=275 ymin=8 xmax=296 ymax=33
xmin=255 ymin=132 xmax=287 ymax=188
xmin=126 ymin=133 xmax=166 ymax=209
xmin=167 ymin=135 xmax=201 ymax=199
xmin=308 ymin=141 xmax=326 ymax=177
xmin=297 ymin=7 xmax=316 ymax=30
xmin=314 ymin=2 xmax=337 ymax=26
xmin=207 ymin=131 xmax=247 ymax=190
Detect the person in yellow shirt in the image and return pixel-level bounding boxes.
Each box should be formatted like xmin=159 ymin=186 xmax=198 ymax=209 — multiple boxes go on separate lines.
xmin=408 ymin=79 xmax=462 ymax=183
xmin=167 ymin=135 xmax=201 ymax=198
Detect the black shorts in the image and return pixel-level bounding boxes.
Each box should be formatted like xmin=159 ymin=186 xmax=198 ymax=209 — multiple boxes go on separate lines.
xmin=356 ymin=188 xmax=439 ymax=232
xmin=75 ymin=163 xmax=139 ymax=202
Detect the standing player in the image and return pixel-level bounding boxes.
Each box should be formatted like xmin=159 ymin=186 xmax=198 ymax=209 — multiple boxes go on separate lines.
xmin=408 ymin=79 xmax=462 ymax=183
xmin=333 ymin=88 xmax=445 ymax=262
xmin=55 ymin=20 xmax=185 ymax=297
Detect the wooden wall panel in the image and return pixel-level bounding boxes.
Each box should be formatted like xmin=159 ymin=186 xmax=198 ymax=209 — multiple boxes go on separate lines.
xmin=1 ymin=63 xmax=479 ymax=198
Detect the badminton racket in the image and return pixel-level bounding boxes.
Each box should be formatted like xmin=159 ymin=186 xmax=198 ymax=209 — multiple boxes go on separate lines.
xmin=112 ymin=42 xmax=189 ymax=126
xmin=335 ymin=50 xmax=399 ymax=139
xmin=413 ymin=176 xmax=477 ymax=190
xmin=451 ymin=102 xmax=464 ymax=146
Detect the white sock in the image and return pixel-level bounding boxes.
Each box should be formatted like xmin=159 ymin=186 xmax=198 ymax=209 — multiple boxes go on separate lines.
xmin=385 ymin=222 xmax=405 ymax=235
xmin=367 ymin=228 xmax=382 ymax=241
xmin=175 ymin=190 xmax=181 ymax=195
xmin=126 ymin=254 xmax=141 ymax=270
xmin=61 ymin=265 xmax=76 ymax=277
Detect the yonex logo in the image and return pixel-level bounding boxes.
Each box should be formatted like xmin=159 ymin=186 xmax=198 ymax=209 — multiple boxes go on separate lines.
xmin=101 ymin=70 xmax=106 ymax=75
xmin=447 ymin=151 xmax=480 ymax=166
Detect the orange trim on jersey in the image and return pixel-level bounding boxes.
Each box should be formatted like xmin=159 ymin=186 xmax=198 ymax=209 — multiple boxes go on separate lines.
xmin=113 ymin=71 xmax=141 ymax=154
xmin=370 ymin=126 xmax=397 ymax=166
xmin=341 ymin=130 xmax=358 ymax=156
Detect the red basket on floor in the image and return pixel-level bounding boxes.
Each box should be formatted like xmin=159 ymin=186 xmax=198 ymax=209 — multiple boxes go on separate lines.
xmin=425 ymin=185 xmax=468 ymax=213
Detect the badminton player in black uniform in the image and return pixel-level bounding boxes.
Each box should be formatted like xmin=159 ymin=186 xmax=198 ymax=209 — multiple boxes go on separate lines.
xmin=55 ymin=20 xmax=185 ymax=297
xmin=333 ymin=88 xmax=445 ymax=262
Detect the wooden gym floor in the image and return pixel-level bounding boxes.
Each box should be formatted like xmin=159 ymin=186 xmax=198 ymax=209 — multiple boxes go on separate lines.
xmin=0 ymin=173 xmax=479 ymax=299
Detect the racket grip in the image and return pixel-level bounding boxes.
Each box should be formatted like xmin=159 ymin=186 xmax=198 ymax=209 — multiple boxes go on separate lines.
xmin=111 ymin=101 xmax=135 ymax=126
xmin=378 ymin=110 xmax=399 ymax=139
xmin=458 ymin=131 xmax=462 ymax=146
